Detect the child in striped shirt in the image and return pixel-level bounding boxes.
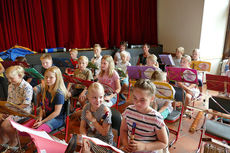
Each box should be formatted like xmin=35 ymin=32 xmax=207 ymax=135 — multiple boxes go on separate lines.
xmin=120 ymin=79 xmax=168 ymax=153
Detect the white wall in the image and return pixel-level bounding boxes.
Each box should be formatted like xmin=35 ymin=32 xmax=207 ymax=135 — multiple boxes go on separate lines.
xmin=157 ymin=0 xmax=230 ymax=74
xmin=157 ymin=0 xmax=204 ymax=54
xmin=199 ymin=0 xmax=229 ymax=74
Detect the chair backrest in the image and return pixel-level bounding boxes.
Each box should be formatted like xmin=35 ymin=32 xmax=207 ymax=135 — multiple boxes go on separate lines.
xmin=153 ymin=81 xmax=175 ymax=100
xmin=111 ymin=108 xmax=122 ymax=136
xmin=209 ymin=96 xmax=230 ymax=114
xmin=174 ymin=86 xmax=185 ymax=103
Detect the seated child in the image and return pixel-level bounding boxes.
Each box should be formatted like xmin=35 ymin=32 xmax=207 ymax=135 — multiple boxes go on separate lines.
xmin=120 ymin=79 xmax=168 ymax=153
xmin=68 ymin=56 xmax=93 ymax=106
xmin=191 ymin=48 xmax=200 ymax=61
xmin=177 ymin=55 xmax=200 ymax=113
xmin=116 ymin=51 xmax=131 ymax=100
xmin=0 ymin=58 xmax=7 ymax=100
xmin=65 ymin=48 xmax=78 ymax=75
xmin=98 ymin=55 xmax=121 ymax=107
xmin=116 ymin=51 xmax=131 ymax=74
xmin=91 ymin=44 xmax=102 ymax=78
xmin=151 ymin=70 xmax=174 ymax=119
xmin=146 ymin=54 xmax=160 ymax=70
xmin=0 ymin=65 xmax=33 ymax=150
xmin=31 ymin=66 xmax=68 ymax=132
xmin=33 ymin=54 xmax=53 ymax=95
xmin=15 ymin=56 xmax=33 ymax=84
xmin=80 ymin=82 xmax=113 ymax=152
xmin=114 ymin=41 xmax=131 ymax=65
xmin=173 ymin=47 xmax=184 ymax=67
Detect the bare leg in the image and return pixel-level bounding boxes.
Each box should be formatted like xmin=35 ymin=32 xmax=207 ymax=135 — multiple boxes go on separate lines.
xmin=183 ymin=93 xmax=192 ymax=113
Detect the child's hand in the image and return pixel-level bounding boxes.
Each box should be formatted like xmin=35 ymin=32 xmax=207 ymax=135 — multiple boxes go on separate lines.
xmin=79 ymin=92 xmax=86 ymax=102
xmin=128 ymin=140 xmax=145 ymax=152
xmin=0 ymin=114 xmax=8 ymax=120
xmin=120 ymin=145 xmax=133 ymax=153
xmin=32 ymin=117 xmax=42 ymax=128
xmin=85 ymin=110 xmax=96 ymax=122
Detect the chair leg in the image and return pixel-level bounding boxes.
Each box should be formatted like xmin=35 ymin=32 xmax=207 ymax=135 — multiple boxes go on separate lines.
xmin=65 ymin=116 xmax=69 ymax=142
xmin=117 ymin=136 xmax=120 ymax=148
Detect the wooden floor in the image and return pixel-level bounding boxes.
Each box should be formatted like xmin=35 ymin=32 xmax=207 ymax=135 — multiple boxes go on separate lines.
xmin=18 ymin=85 xmax=220 ymax=153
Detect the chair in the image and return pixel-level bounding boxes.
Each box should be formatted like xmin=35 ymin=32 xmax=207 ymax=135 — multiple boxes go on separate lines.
xmin=197 ymin=96 xmax=230 ymax=152
xmin=111 ymin=107 xmax=122 ymax=148
xmin=49 ymin=98 xmax=71 ymax=142
xmin=164 ymin=86 xmax=185 ymax=147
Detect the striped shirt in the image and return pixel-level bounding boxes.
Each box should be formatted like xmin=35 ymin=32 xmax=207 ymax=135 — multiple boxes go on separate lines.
xmin=122 ymin=105 xmax=164 ymax=153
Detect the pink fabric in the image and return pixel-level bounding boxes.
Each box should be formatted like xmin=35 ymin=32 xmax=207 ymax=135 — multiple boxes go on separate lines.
xmin=37 ymin=124 xmax=52 ymax=133
xmin=98 ymin=70 xmax=119 ymax=90
xmin=21 ymin=119 xmax=51 ymax=133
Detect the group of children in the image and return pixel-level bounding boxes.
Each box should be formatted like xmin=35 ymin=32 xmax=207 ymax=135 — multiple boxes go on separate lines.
xmin=0 ymin=43 xmax=219 ymax=152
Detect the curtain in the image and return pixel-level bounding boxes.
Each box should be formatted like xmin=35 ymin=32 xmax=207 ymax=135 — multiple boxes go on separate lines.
xmin=0 ymin=0 xmax=157 ymax=52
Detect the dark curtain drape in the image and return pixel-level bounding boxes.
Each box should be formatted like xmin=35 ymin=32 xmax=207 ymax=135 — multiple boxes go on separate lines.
xmin=0 ymin=0 xmax=157 ymax=52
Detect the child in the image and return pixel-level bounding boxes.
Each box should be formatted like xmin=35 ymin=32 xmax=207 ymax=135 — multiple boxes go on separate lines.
xmin=91 ymin=44 xmax=102 ymax=77
xmin=32 ymin=66 xmax=68 ymax=133
xmin=120 ymin=79 xmax=168 ymax=153
xmin=0 ymin=65 xmax=33 ymax=149
xmin=15 ymin=56 xmax=33 ymax=84
xmin=151 ymin=71 xmax=174 ymax=119
xmin=65 ymin=48 xmax=78 ymax=75
xmin=191 ymin=49 xmax=200 ymax=61
xmin=116 ymin=51 xmax=131 ymax=101
xmin=34 ymin=54 xmax=53 ymax=93
xmin=116 ymin=51 xmax=131 ymax=74
xmin=177 ymin=55 xmax=200 ymax=113
xmin=137 ymin=43 xmax=151 ymax=65
xmin=146 ymin=54 xmax=160 ymax=69
xmin=0 ymin=58 xmax=7 ymax=100
xmin=80 ymin=82 xmax=113 ymax=152
xmin=68 ymin=56 xmax=93 ymax=106
xmin=173 ymin=47 xmax=184 ymax=67
xmin=98 ymin=55 xmax=121 ymax=107
xmin=114 ymin=41 xmax=131 ymax=65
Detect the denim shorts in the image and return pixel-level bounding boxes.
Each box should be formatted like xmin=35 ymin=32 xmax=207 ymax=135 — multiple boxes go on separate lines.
xmin=45 ymin=117 xmax=65 ymax=131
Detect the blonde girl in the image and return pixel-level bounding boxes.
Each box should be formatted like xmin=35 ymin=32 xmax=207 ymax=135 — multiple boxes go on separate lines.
xmin=98 ymin=55 xmax=121 ymax=107
xmin=0 ymin=65 xmax=33 ymax=149
xmin=32 ymin=66 xmax=68 ymax=132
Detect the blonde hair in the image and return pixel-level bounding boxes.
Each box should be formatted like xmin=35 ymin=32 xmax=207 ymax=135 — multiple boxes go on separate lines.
xmin=134 ymin=79 xmax=156 ymax=96
xmin=99 ymin=55 xmax=115 ymax=78
xmin=70 ymin=48 xmax=78 ymax=54
xmin=40 ymin=54 xmax=52 ymax=61
xmin=6 ymin=65 xmax=25 ymax=78
xmin=176 ymin=47 xmax=185 ymax=54
xmin=147 ymin=54 xmax=159 ymax=67
xmin=120 ymin=51 xmax=129 ymax=58
xmin=42 ymin=66 xmax=68 ymax=103
xmin=88 ymin=82 xmax=104 ymax=95
xmin=78 ymin=56 xmax=89 ymax=64
xmin=147 ymin=54 xmax=157 ymax=63
xmin=151 ymin=70 xmax=166 ymax=81
xmin=94 ymin=44 xmax=102 ymax=50
xmin=192 ymin=48 xmax=200 ymax=54
xmin=182 ymin=54 xmax=192 ymax=63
